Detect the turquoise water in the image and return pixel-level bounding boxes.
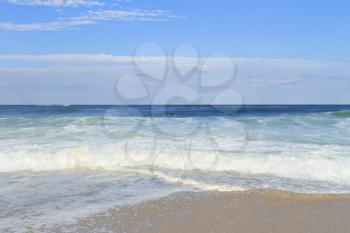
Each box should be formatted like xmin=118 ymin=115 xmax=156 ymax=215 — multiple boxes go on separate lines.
xmin=1 ymin=105 xmax=350 ymax=231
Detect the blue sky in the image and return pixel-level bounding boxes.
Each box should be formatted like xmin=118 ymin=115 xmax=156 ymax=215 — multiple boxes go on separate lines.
xmin=0 ymin=0 xmax=350 ymax=104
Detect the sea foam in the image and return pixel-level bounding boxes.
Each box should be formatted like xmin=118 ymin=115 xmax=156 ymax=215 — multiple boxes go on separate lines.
xmin=1 ymin=141 xmax=350 ymax=186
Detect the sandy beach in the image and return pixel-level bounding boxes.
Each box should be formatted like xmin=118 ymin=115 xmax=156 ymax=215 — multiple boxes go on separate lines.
xmin=49 ymin=190 xmax=350 ymax=233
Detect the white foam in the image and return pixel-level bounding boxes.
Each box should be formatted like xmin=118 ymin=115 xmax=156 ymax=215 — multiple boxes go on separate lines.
xmin=132 ymin=168 xmax=246 ymax=192
xmin=1 ymin=141 xmax=350 ymax=186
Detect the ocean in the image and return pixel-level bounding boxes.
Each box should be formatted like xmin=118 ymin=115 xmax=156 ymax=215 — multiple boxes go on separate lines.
xmin=1 ymin=105 xmax=350 ymax=232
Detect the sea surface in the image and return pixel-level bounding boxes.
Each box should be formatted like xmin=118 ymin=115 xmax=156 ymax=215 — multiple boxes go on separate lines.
xmin=1 ymin=105 xmax=350 ymax=232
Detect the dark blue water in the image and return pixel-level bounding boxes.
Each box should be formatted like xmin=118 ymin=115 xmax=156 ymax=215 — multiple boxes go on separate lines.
xmin=1 ymin=105 xmax=350 ymax=117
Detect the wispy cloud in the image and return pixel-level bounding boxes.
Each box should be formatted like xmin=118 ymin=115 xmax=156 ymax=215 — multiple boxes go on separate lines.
xmin=0 ymin=9 xmax=175 ymax=31
xmin=7 ymin=0 xmax=105 ymax=7
xmin=73 ymin=9 xmax=175 ymax=22
xmin=0 ymin=54 xmax=139 ymax=62
xmin=1 ymin=55 xmax=350 ymax=104
xmin=1 ymin=54 xmax=349 ymax=66
xmin=0 ymin=20 xmax=95 ymax=31
xmin=1 ymin=0 xmax=178 ymax=31
xmin=273 ymin=76 xmax=303 ymax=85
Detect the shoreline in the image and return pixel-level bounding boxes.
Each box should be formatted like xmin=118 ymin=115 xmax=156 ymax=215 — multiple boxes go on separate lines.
xmin=50 ymin=189 xmax=350 ymax=233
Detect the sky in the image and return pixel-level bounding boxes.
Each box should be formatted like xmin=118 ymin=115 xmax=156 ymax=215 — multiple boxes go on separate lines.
xmin=0 ymin=0 xmax=350 ymax=104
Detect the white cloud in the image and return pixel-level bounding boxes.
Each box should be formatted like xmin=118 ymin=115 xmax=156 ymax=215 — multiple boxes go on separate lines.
xmin=0 ymin=54 xmax=167 ymax=62
xmin=0 ymin=20 xmax=95 ymax=31
xmin=273 ymin=76 xmax=303 ymax=85
xmin=0 ymin=9 xmax=176 ymax=31
xmin=7 ymin=0 xmax=105 ymax=7
xmin=1 ymin=54 xmax=349 ymax=69
xmin=1 ymin=55 xmax=350 ymax=104
xmin=73 ymin=9 xmax=175 ymax=22
xmin=2 ymin=0 xmax=178 ymax=31
xmin=1 ymin=54 xmax=350 ymax=87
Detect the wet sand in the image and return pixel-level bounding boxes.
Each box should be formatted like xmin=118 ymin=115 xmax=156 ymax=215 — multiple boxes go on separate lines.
xmin=55 ymin=190 xmax=350 ymax=233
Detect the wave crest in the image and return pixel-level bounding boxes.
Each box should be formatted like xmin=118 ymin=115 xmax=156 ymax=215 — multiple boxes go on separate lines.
xmin=1 ymin=143 xmax=350 ymax=186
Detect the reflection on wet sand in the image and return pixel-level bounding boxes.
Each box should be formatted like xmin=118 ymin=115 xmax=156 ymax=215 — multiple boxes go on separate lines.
xmin=53 ymin=190 xmax=350 ymax=233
